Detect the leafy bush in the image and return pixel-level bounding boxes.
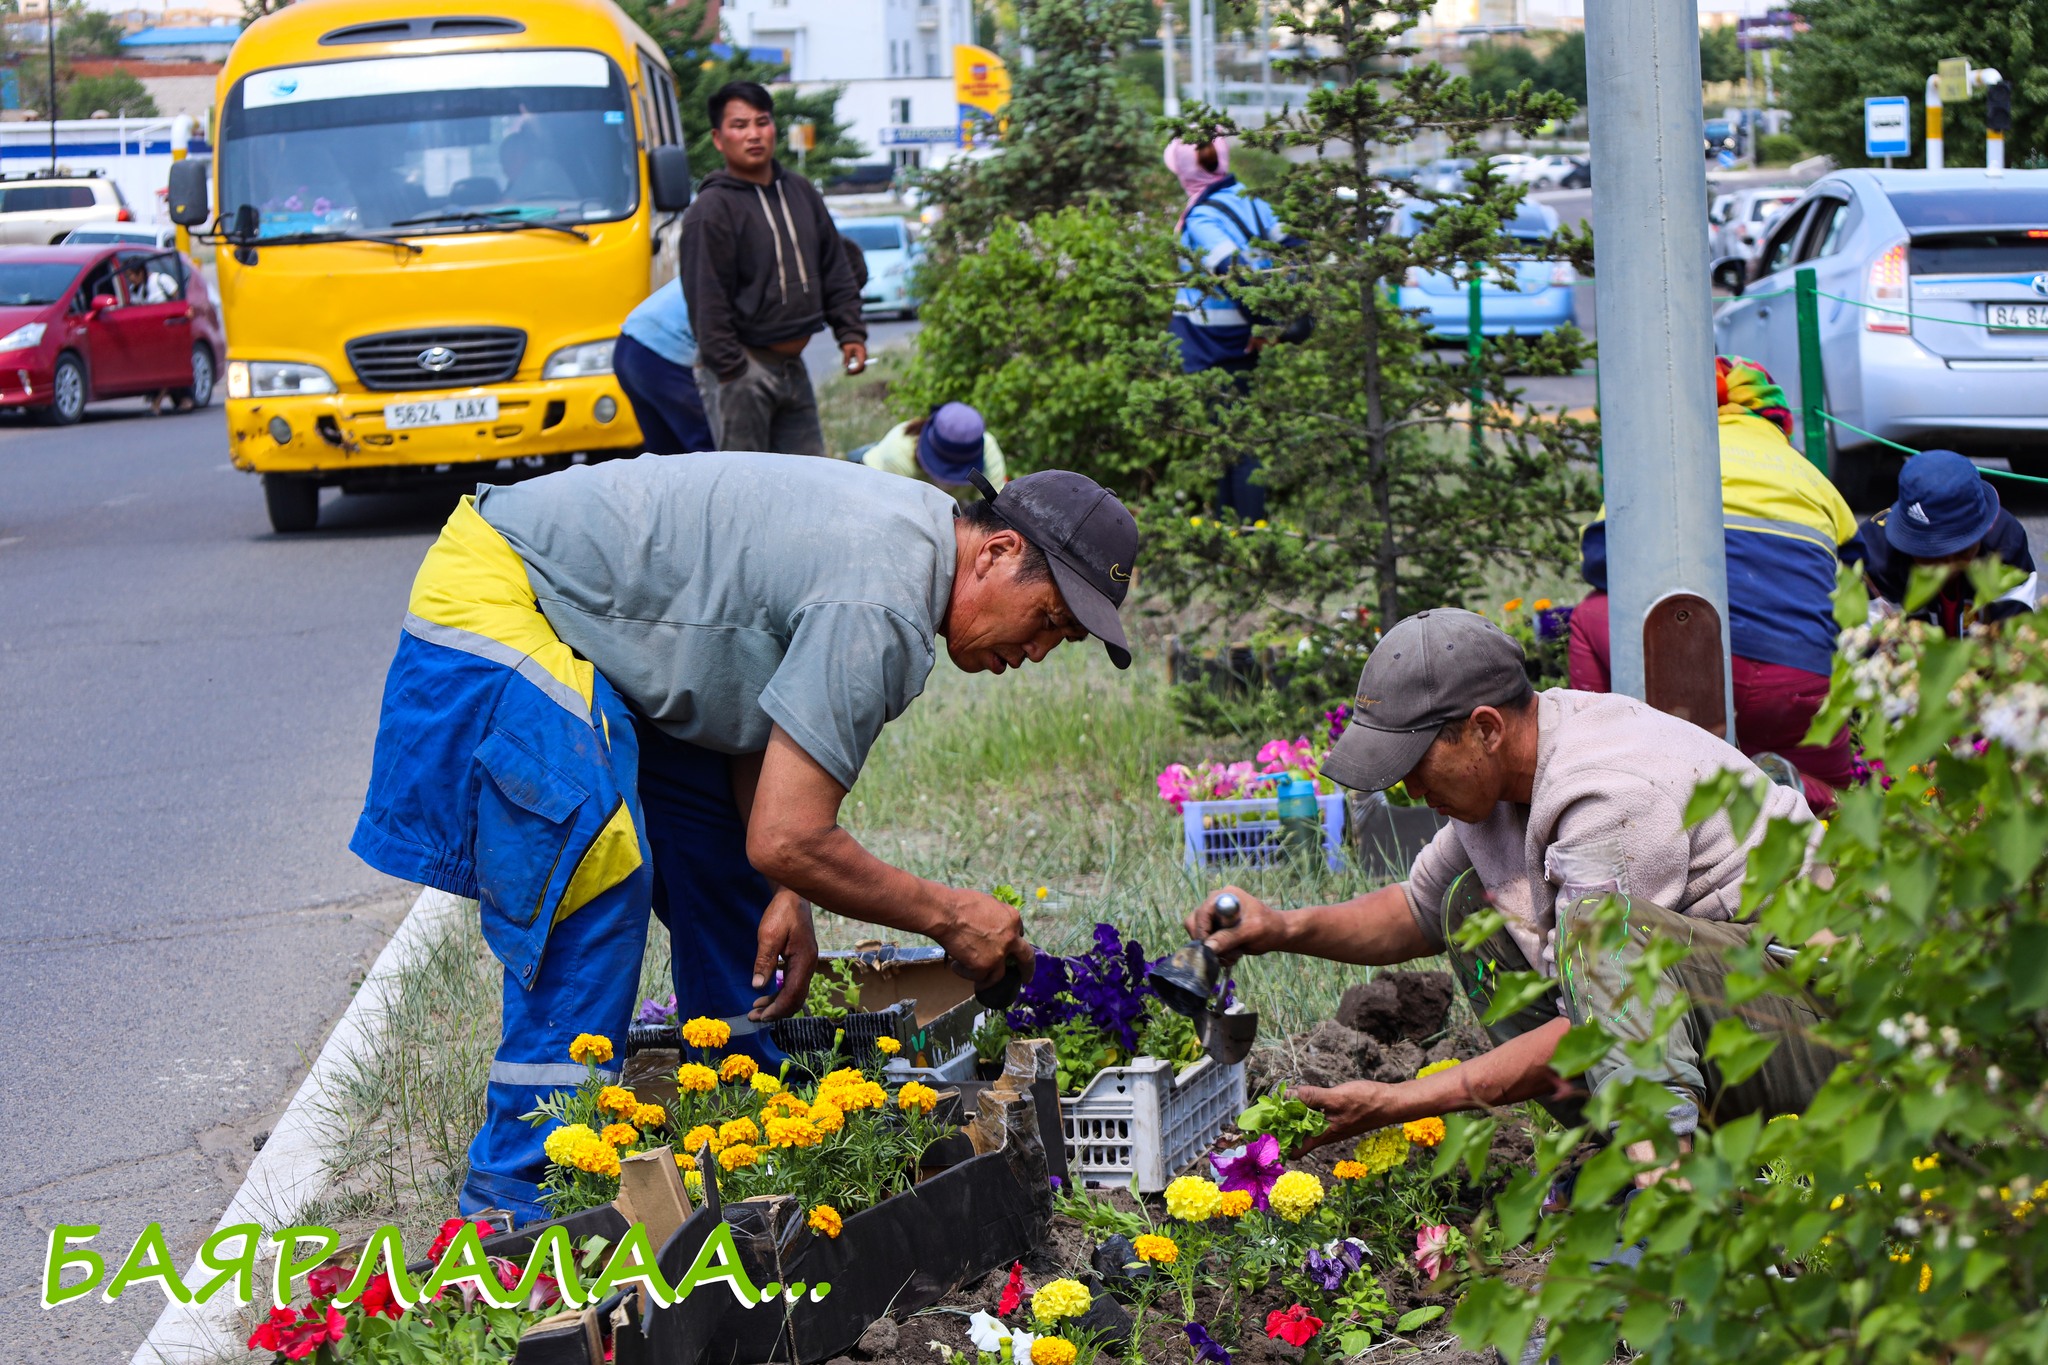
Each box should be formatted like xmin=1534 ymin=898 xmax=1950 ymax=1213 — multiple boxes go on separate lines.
xmin=1757 ymin=132 xmax=1805 ymax=165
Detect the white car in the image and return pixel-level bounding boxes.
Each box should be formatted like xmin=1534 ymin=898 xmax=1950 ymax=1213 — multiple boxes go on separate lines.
xmin=61 ymin=220 xmax=178 ymax=249
xmin=834 ymin=216 xmax=922 ymax=319
xmin=0 ymin=173 xmax=132 ymax=245
xmin=1710 ymin=186 xmax=1803 ymax=262
xmin=1524 ymin=154 xmax=1584 ymax=190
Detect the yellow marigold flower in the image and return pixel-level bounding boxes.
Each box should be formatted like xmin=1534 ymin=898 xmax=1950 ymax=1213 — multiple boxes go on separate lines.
xmin=718 ymin=1143 xmax=761 ymax=1171
xmin=1502 ymin=598 xmax=1524 ymax=612
xmin=875 ymin=1036 xmax=903 ymax=1056
xmin=897 ymin=1081 xmax=939 ymax=1114
xmin=677 ymin=1063 xmax=718 ymax=1094
xmin=544 ymin=1123 xmax=598 ymax=1166
xmin=1333 ymin=1160 xmax=1370 ymax=1181
xmin=571 ymin=1135 xmax=620 ymax=1178
xmin=751 ymin=1073 xmax=783 ymax=1097
xmin=569 ymin=1033 xmax=614 ymax=1066
xmin=718 ymin=1117 xmax=760 ymax=1148
xmin=808 ymin=1100 xmax=845 ymax=1135
xmin=808 ymin=1204 xmax=843 ymax=1239
xmin=1163 ymin=1176 xmax=1223 ymax=1223
xmin=683 ymin=1123 xmax=720 ymax=1155
xmin=1269 ymin=1170 xmax=1325 ymax=1222
xmin=633 ymin=1103 xmax=668 ymax=1129
xmin=824 ymin=1079 xmax=886 ymax=1112
xmin=820 ymin=1067 xmax=865 ymax=1087
xmin=1354 ymin=1126 xmax=1410 ymax=1176
xmin=681 ymin=1017 xmax=732 ymax=1050
xmin=1919 ymin=1263 xmax=1933 ymax=1293
xmin=718 ymin=1054 xmax=758 ymax=1083
xmin=1035 ymin=886 xmax=1049 ymax=899
xmin=1416 ymin=1057 xmax=1463 ymax=1080
xmin=1132 ymin=1234 xmax=1177 ymax=1264
xmin=767 ymin=1115 xmax=823 ymax=1148
xmin=600 ymin=1123 xmax=639 ymax=1148
xmin=675 ymin=1153 xmax=697 ymax=1172
xmin=1218 ymin=1189 xmax=1254 ymax=1218
xmin=1403 ymin=1116 xmax=1448 ymax=1148
xmin=1031 ymin=1278 xmax=1093 ymax=1324
xmin=685 ymin=1169 xmax=704 ymax=1197
xmin=764 ymin=1091 xmax=811 ymax=1118
xmin=597 ymin=1085 xmax=639 ymax=1117
xmin=1031 ymin=1340 xmax=1078 ymax=1365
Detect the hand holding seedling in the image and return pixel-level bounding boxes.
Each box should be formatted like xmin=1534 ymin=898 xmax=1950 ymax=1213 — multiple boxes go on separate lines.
xmin=938 ymin=887 xmax=1035 ymax=991
xmin=1185 ymin=885 xmax=1288 ymax=965
xmin=1288 ymin=1080 xmax=1405 ymax=1154
xmin=1237 ymin=1084 xmax=1329 ymax=1156
xmin=748 ymin=888 xmax=818 ymax=1021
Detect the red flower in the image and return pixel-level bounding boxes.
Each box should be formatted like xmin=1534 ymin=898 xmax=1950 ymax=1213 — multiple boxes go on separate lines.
xmin=1265 ymin=1304 xmax=1324 ymax=1348
xmin=491 ymin=1256 xmax=523 ymax=1292
xmin=247 ymin=1306 xmax=296 ymax=1352
xmin=272 ymin=1304 xmax=347 ymax=1360
xmin=427 ymin=1216 xmax=494 ymax=1262
xmin=359 ymin=1271 xmax=403 ymax=1320
xmin=529 ymin=1272 xmax=562 ymax=1311
xmin=996 ymin=1261 xmax=1026 ymax=1317
xmin=304 ymin=1264 xmax=349 ymax=1300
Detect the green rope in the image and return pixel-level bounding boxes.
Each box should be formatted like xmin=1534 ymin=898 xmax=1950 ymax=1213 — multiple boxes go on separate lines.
xmin=1819 ymin=410 xmax=2048 ymax=485
xmin=1815 ymin=290 xmax=2048 ymax=332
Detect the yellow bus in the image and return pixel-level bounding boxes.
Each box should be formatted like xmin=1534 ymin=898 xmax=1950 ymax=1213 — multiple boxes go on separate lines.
xmin=171 ymin=0 xmax=692 ymax=531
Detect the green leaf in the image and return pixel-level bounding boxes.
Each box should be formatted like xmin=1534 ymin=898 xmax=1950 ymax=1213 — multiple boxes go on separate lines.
xmin=1339 ymin=1326 xmax=1377 ymax=1353
xmin=1903 ymin=562 xmax=1950 ymax=614
xmin=1704 ymin=1017 xmax=1779 ymax=1086
xmin=2009 ymin=923 xmax=2048 ymax=1010
xmin=1396 ymin=1305 xmax=1445 ymax=1333
xmin=1682 ymin=768 xmax=1742 ymax=830
xmin=1619 ymin=1299 xmax=1672 ymax=1353
xmin=1831 ymin=560 xmax=1869 ymax=630
xmin=1480 ymin=970 xmax=1557 ymax=1025
xmin=1431 ymin=1114 xmax=1499 ymax=1183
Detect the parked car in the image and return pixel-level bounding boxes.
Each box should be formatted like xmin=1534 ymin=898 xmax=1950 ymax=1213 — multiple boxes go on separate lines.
xmin=1488 ymin=153 xmax=1541 ymax=185
xmin=833 ymin=216 xmax=922 ymax=319
xmin=1393 ymin=200 xmax=1576 ymax=339
xmin=1710 ymin=185 xmax=1803 ymax=262
xmin=1558 ymin=157 xmax=1591 ymax=189
xmin=1703 ymin=119 xmax=1741 ymax=158
xmin=1713 ymin=169 xmax=2048 ymax=495
xmin=0 ymin=244 xmax=222 ymax=424
xmin=1525 ymin=154 xmax=1584 ymax=190
xmin=1418 ymin=158 xmax=1478 ymax=195
xmin=0 ymin=171 xmax=133 ymax=245
xmin=61 ymin=220 xmax=178 ymax=249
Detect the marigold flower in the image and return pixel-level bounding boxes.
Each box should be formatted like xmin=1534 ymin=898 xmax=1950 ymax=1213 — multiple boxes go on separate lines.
xmin=1132 ymin=1234 xmax=1177 ymax=1264
xmin=1218 ymin=1189 xmax=1254 ymax=1217
xmin=1533 ymin=598 xmax=1553 ymax=611
xmin=1333 ymin=1160 xmax=1370 ymax=1181
xmin=633 ymin=1103 xmax=668 ymax=1129
xmin=1354 ymin=1126 xmax=1410 ymax=1176
xmin=597 ymin=1085 xmax=639 ymax=1117
xmin=1031 ymin=1340 xmax=1078 ymax=1365
xmin=764 ymin=1091 xmax=811 ymax=1118
xmin=683 ymin=1123 xmax=720 ymax=1154
xmin=600 ymin=1123 xmax=639 ymax=1148
xmin=808 ymin=1100 xmax=845 ymax=1135
xmin=718 ymin=1055 xmax=758 ymax=1083
xmin=572 ymin=1135 xmax=621 ymax=1178
xmin=1270 ymin=1170 xmax=1325 ymax=1222
xmin=1502 ymin=598 xmax=1524 ymax=612
xmin=808 ymin=1204 xmax=843 ymax=1239
xmin=751 ymin=1072 xmax=783 ymax=1096
xmin=822 ymin=1078 xmax=886 ymax=1112
xmin=719 ymin=1117 xmax=760 ymax=1148
xmin=820 ymin=1067 xmax=865 ymax=1087
xmin=875 ymin=1036 xmax=903 ymax=1056
xmin=569 ymin=1033 xmax=613 ymax=1066
xmin=1416 ymin=1057 xmax=1462 ymax=1080
xmin=681 ymin=1017 xmax=732 ymax=1050
xmin=544 ymin=1123 xmax=598 ymax=1166
xmin=1403 ymin=1117 xmax=1447 ymax=1148
xmin=684 ymin=1169 xmax=704 ymax=1197
xmin=677 ymin=1063 xmax=718 ymax=1094
xmin=767 ymin=1115 xmax=823 ymax=1148
xmin=1030 ymin=1277 xmax=1092 ymax=1324
xmin=675 ymin=1153 xmax=697 ymax=1172
xmin=1164 ymin=1175 xmax=1224 ymax=1222
xmin=718 ymin=1143 xmax=761 ymax=1171
xmin=897 ymin=1081 xmax=939 ymax=1114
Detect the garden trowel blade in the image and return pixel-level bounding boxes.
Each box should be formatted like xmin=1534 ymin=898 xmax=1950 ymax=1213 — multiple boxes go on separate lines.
xmin=1197 ymin=1006 xmax=1258 ymax=1065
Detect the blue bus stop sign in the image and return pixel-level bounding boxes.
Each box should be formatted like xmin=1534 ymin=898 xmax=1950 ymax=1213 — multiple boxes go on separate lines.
xmin=1865 ymin=96 xmax=1911 ymax=159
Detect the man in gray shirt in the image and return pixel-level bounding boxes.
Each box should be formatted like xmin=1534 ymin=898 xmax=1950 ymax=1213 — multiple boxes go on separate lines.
xmin=353 ymin=451 xmax=1139 ymax=1221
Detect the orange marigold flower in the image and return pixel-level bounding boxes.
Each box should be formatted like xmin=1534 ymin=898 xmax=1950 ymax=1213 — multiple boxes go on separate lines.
xmin=808 ymin=1204 xmax=843 ymax=1239
xmin=1218 ymin=1189 xmax=1254 ymax=1217
xmin=1403 ymin=1117 xmax=1447 ymax=1147
xmin=597 ymin=1085 xmax=638 ymax=1117
xmin=599 ymin=1123 xmax=639 ymax=1148
xmin=718 ymin=1055 xmax=758 ymax=1083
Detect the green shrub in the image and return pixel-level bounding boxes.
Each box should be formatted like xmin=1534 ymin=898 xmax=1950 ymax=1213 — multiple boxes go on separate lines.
xmin=1757 ymin=131 xmax=1804 ymax=164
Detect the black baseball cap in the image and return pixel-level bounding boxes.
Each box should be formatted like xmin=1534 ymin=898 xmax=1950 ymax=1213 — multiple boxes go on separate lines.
xmin=1321 ymin=609 xmax=1529 ymax=791
xmin=969 ymin=469 xmax=1139 ymax=668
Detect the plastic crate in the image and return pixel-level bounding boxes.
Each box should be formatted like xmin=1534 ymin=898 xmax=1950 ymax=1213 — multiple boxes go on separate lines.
xmin=1060 ymin=1053 xmax=1248 ymax=1192
xmin=884 ymin=1031 xmax=982 ymax=1085
xmin=1181 ymin=792 xmax=1347 ymax=871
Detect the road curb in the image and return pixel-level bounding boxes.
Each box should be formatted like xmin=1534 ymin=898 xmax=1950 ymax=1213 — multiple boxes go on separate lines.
xmin=131 ymin=887 xmax=470 ymax=1364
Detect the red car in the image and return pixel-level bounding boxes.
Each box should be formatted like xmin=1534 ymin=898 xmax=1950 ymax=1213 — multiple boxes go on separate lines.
xmin=0 ymin=243 xmax=223 ymax=424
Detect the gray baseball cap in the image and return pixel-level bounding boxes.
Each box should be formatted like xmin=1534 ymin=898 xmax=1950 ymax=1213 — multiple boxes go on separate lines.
xmin=1321 ymin=609 xmax=1529 ymax=792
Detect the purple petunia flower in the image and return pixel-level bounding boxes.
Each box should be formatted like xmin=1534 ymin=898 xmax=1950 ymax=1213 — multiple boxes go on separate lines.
xmin=1006 ymin=954 xmax=1078 ymax=1033
xmin=1184 ymin=1321 xmax=1232 ymax=1364
xmin=1303 ymin=1238 xmax=1367 ymax=1292
xmin=1212 ymin=1133 xmax=1285 ymax=1211
xmin=636 ymin=993 xmax=676 ymax=1025
xmin=1535 ymin=605 xmax=1576 ymax=642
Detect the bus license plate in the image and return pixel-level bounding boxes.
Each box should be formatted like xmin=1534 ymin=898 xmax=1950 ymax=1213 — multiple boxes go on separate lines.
xmin=384 ymin=396 xmax=498 ymax=429
xmin=1987 ymin=303 xmax=2048 ymax=333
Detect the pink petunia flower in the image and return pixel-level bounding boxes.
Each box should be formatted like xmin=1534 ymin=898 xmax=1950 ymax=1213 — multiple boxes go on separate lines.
xmin=1414 ymin=1223 xmax=1453 ymax=1281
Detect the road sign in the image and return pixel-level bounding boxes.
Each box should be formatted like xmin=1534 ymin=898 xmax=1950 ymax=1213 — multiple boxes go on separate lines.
xmin=787 ymin=121 xmax=816 ymax=153
xmin=1937 ymin=57 xmax=1970 ymax=103
xmin=1864 ymin=96 xmax=1911 ymax=158
xmin=1736 ymin=9 xmax=1803 ymax=50
xmin=878 ymin=125 xmax=961 ymax=147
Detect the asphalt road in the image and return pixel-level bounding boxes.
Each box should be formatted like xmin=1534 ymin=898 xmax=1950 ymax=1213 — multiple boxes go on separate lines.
xmin=0 ymin=400 xmax=434 ymax=1360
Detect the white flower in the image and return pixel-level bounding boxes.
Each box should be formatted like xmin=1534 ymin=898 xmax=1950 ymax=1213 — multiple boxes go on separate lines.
xmin=1987 ymin=1066 xmax=2004 ymax=1093
xmin=1905 ymin=1013 xmax=1930 ymax=1042
xmin=1896 ymin=1215 xmax=1922 ymax=1236
xmin=967 ymin=1312 xmax=1034 ymax=1365
xmin=1938 ymin=1026 xmax=1961 ymax=1055
xmin=1878 ymin=1018 xmax=1909 ymax=1047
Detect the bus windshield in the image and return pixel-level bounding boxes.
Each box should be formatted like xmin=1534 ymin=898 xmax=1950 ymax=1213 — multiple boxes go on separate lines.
xmin=219 ymin=49 xmax=638 ymax=240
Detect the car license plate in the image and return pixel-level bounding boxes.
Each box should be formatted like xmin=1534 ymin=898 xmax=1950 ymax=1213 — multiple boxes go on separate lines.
xmin=1987 ymin=302 xmax=2048 ymax=333
xmin=384 ymin=395 xmax=498 ymax=429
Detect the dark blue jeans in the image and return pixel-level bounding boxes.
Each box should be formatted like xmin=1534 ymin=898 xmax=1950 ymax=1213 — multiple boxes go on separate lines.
xmin=614 ymin=333 xmax=715 ymax=454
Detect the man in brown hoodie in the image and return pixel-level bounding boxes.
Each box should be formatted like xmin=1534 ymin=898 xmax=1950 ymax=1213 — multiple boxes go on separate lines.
xmin=1187 ymin=609 xmax=1839 ymax=1155
xmin=680 ymin=81 xmax=867 ymax=456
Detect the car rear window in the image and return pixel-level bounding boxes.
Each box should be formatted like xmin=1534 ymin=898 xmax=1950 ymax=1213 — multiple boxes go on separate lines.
xmin=0 ymin=262 xmax=83 ymax=305
xmin=2 ymin=185 xmax=98 ymax=211
xmin=838 ymin=222 xmax=905 ymax=251
xmin=1910 ymin=232 xmax=2048 ymax=276
xmin=1887 ymin=187 xmax=2048 ymax=230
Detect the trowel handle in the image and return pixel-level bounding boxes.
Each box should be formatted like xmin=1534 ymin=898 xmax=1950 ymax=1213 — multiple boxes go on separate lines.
xmin=1213 ymin=892 xmax=1242 ymax=928
xmin=975 ymin=958 xmax=1026 ymax=1010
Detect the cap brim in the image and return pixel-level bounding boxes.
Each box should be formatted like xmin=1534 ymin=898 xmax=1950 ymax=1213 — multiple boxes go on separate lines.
xmin=1319 ymin=719 xmax=1441 ymax=793
xmin=1046 ymin=554 xmax=1132 ymax=669
xmin=1884 ymin=498 xmax=1999 ymax=559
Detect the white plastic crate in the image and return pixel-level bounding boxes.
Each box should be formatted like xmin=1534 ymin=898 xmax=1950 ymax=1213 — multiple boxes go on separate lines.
xmin=1060 ymin=1053 xmax=1248 ymax=1192
xmin=1181 ymin=792 xmax=1347 ymax=871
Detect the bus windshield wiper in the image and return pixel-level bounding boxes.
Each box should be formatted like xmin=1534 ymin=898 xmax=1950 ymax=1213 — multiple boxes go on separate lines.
xmin=389 ymin=208 xmax=591 ymax=241
xmin=250 ymin=230 xmax=425 ymax=254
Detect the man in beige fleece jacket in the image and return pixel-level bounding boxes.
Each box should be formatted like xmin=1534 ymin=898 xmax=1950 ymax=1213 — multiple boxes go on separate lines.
xmin=1187 ymin=608 xmax=1839 ymax=1151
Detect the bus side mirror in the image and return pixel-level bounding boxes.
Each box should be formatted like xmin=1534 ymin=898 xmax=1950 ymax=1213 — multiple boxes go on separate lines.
xmin=1710 ymin=255 xmax=1747 ymax=296
xmin=168 ymin=159 xmax=211 ymax=227
xmin=648 ymin=146 xmax=692 ymax=213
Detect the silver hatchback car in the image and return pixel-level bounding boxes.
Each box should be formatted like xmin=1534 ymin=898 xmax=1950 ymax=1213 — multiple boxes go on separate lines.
xmin=1713 ymin=169 xmax=2048 ymax=498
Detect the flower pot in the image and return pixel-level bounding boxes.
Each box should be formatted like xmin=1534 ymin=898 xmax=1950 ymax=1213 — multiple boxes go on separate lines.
xmin=1348 ymin=790 xmax=1447 ymax=877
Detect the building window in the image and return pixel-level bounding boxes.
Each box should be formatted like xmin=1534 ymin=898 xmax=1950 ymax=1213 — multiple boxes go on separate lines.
xmin=924 ymin=45 xmax=939 ymax=77
xmin=891 ymin=149 xmax=922 ymax=171
xmin=889 ymin=97 xmax=912 ymax=124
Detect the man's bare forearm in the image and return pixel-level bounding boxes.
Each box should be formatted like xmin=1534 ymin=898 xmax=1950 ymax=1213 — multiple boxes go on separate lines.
xmin=1377 ymin=1017 xmax=1576 ymax=1125
xmin=1271 ymin=884 xmax=1437 ymax=965
xmin=751 ymin=822 xmax=961 ymax=943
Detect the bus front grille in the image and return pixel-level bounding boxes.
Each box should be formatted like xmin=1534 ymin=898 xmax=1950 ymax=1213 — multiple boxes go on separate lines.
xmin=345 ymin=327 xmax=527 ymax=391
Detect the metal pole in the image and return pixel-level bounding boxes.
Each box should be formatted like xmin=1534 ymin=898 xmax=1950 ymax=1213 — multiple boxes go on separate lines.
xmin=1925 ymin=72 xmax=1943 ymax=170
xmin=1794 ymin=266 xmax=1827 ymax=473
xmin=1161 ymin=2 xmax=1180 ymax=118
xmin=46 ymin=13 xmax=57 ymax=172
xmin=1468 ymin=274 xmax=1484 ymax=456
xmin=1586 ymin=0 xmax=1733 ymax=735
xmin=1188 ymin=0 xmax=1206 ymax=106
xmin=1258 ymin=0 xmax=1271 ymax=124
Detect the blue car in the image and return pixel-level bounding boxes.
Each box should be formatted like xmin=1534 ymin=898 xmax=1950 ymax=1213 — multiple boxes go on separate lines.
xmin=1392 ymin=201 xmax=1578 ymax=340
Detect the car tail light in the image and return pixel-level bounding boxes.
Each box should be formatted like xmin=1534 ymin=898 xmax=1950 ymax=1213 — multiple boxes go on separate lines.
xmin=116 ymin=207 xmax=133 ymax=222
xmin=1866 ymin=240 xmax=1910 ymax=333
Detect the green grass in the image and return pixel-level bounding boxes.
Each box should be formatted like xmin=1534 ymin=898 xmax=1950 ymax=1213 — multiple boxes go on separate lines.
xmin=816 ymin=344 xmax=914 ymax=459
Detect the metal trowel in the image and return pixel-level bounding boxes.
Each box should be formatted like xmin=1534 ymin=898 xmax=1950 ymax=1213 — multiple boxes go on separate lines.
xmin=1146 ymin=893 xmax=1260 ymax=1065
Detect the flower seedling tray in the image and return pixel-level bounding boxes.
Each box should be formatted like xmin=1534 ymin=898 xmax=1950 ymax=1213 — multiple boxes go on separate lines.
xmin=1180 ymin=792 xmax=1348 ymax=871
xmin=1062 ymin=1052 xmax=1248 ymax=1193
xmin=1348 ymin=790 xmax=1448 ymax=876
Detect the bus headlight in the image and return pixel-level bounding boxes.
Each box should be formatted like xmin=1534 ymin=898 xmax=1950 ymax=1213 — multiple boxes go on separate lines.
xmin=228 ymin=361 xmax=337 ymax=398
xmin=542 ymin=339 xmax=616 ymax=379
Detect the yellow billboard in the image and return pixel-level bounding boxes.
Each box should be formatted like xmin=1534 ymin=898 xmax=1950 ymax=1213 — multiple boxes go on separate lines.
xmin=954 ymin=44 xmax=1010 ymax=147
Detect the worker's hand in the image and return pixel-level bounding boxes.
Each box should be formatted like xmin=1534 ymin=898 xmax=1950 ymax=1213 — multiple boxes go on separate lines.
xmin=841 ymin=341 xmax=868 ymax=375
xmin=1246 ymin=336 xmax=1272 ymax=353
xmin=1289 ymin=1080 xmax=1404 ymax=1155
xmin=747 ymin=889 xmax=817 ymax=1021
xmin=937 ymin=888 xmax=1034 ymax=989
xmin=1184 ymin=886 xmax=1286 ymax=965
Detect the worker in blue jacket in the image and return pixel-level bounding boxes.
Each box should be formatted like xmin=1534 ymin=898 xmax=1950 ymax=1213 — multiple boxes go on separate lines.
xmin=615 ymin=278 xmax=716 ymax=454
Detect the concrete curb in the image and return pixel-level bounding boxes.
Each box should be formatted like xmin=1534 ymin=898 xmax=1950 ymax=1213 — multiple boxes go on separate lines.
xmin=131 ymin=888 xmax=470 ymax=1364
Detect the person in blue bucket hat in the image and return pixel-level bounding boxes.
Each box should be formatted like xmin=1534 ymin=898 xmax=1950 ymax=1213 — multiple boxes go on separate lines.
xmin=1841 ymin=449 xmax=2038 ymax=636
xmin=850 ymin=401 xmax=1007 ymax=501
